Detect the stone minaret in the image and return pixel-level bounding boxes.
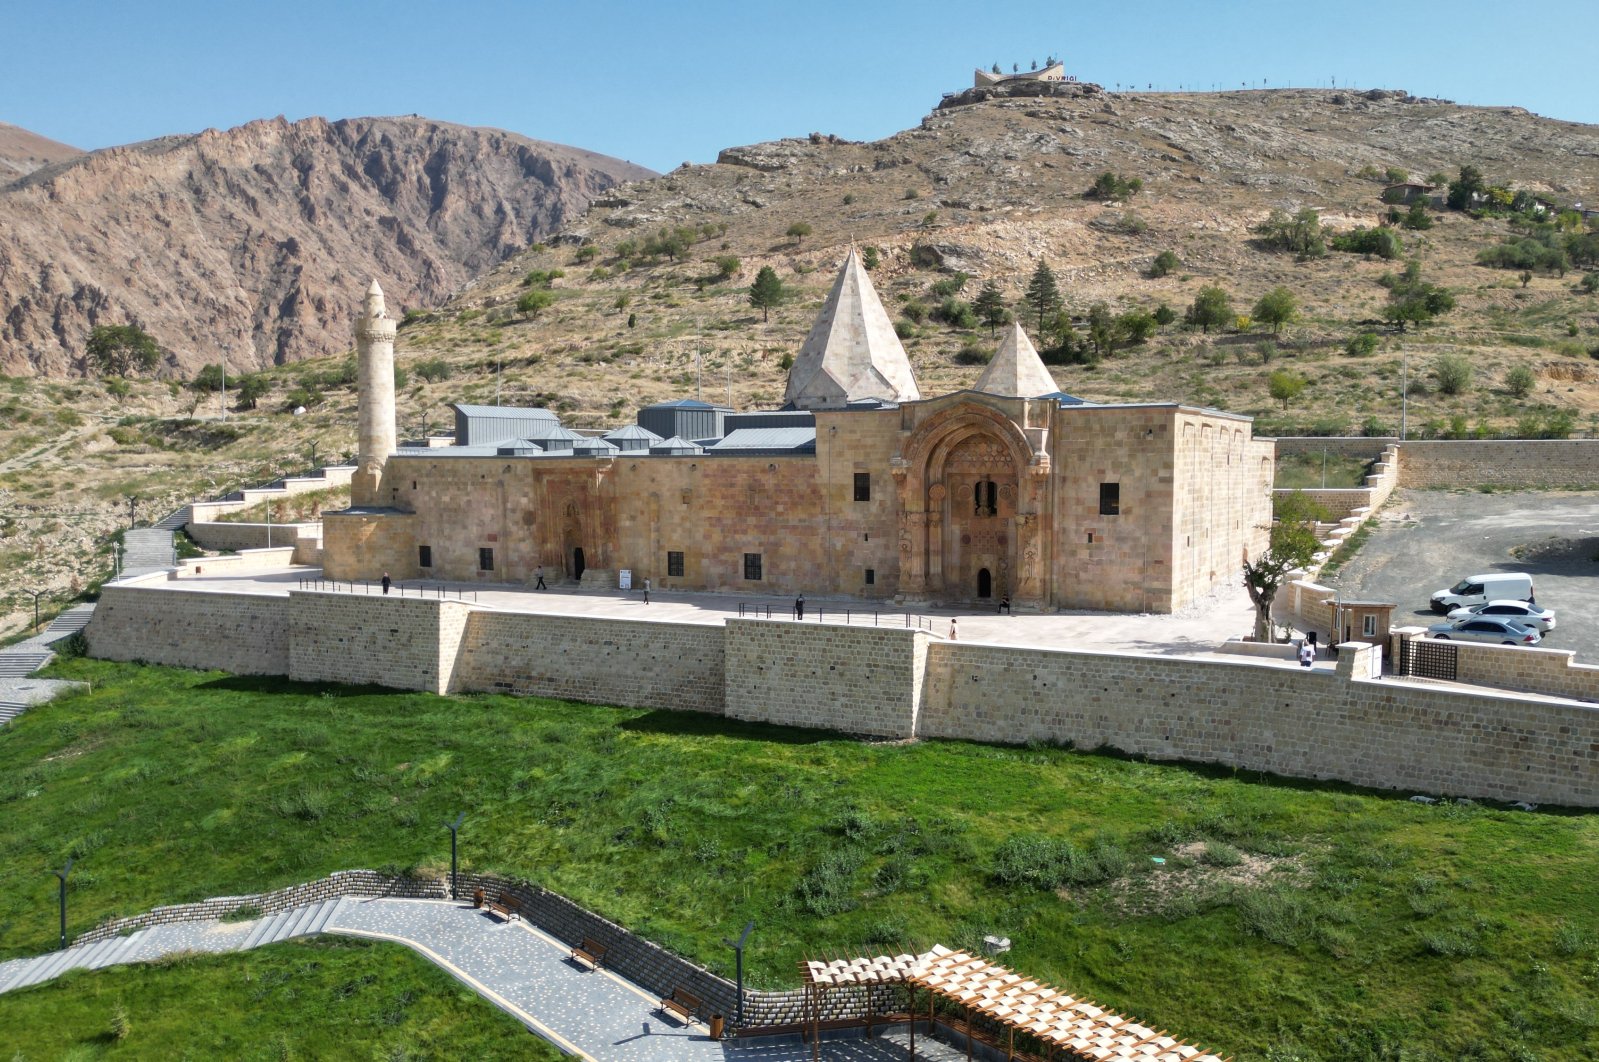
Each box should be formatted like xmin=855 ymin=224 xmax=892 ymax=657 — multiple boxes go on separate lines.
xmin=352 ymin=279 xmax=397 ymax=506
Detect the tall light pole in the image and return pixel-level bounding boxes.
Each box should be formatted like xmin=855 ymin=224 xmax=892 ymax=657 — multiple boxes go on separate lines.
xmin=127 ymin=495 xmax=140 ymax=530
xmin=444 ymin=812 xmax=465 ymax=900
xmin=723 ymin=920 xmax=754 ymax=1029
xmin=54 ymin=857 xmax=74 ymax=951
xmin=1400 ymin=346 xmax=1409 ymax=441
xmin=219 ymin=357 xmax=227 ymax=422
xmin=22 ymin=588 xmax=49 ymax=633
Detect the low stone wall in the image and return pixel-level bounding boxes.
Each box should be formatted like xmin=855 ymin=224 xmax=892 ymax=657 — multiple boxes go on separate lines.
xmin=1450 ymin=642 xmax=1599 ymax=704
xmin=175 ymin=546 xmax=298 ymax=576
xmin=456 ymin=610 xmax=726 ymax=713
xmin=1272 ymin=436 xmax=1397 ymax=460
xmin=1397 ymin=440 xmax=1599 ymax=489
xmin=289 ymin=591 xmax=471 ymax=696
xmin=920 ymin=640 xmax=1598 ymax=805
xmin=86 ymin=586 xmax=291 ymax=676
xmin=723 ymin=619 xmax=931 ymax=738
xmin=188 ymin=520 xmax=322 ymax=561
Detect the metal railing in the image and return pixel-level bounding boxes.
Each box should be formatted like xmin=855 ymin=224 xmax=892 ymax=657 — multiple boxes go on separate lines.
xmin=735 ymin=602 xmax=936 ymax=631
xmin=295 ymin=578 xmax=477 ymax=602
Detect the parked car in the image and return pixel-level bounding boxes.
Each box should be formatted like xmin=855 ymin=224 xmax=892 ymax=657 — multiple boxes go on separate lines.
xmin=1426 ymin=617 xmax=1542 ymax=646
xmin=1445 ymin=600 xmax=1556 ymax=634
xmin=1430 ymin=572 xmax=1535 ymax=613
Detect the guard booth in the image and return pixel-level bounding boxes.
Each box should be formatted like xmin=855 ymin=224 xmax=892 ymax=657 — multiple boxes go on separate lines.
xmin=1327 ymin=599 xmax=1395 ymax=647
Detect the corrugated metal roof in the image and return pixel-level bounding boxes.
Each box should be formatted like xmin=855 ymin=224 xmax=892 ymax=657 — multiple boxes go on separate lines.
xmin=604 ymin=424 xmax=665 ymax=441
xmin=642 ymin=398 xmax=729 ymax=410
xmin=705 ymin=427 xmax=817 ymax=453
xmin=571 ymin=437 xmax=620 ymax=454
xmin=649 ymin=436 xmax=703 ymax=454
xmin=451 ymin=403 xmax=559 ymax=420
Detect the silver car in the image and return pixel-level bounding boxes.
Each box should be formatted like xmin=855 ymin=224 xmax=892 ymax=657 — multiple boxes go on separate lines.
xmin=1426 ymin=617 xmax=1542 ymax=646
xmin=1445 ymin=600 xmax=1556 ymax=635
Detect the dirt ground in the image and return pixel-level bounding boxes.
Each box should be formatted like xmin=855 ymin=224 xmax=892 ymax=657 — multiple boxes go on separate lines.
xmin=1324 ymin=488 xmax=1599 ymax=645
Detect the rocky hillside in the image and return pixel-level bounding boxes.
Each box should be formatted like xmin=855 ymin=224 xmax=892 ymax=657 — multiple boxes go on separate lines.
xmin=0 ymin=121 xmax=81 ymax=181
xmin=0 ymin=116 xmax=654 ymax=376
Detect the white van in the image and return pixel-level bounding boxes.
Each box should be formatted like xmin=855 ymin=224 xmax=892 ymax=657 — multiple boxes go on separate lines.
xmin=1430 ymin=573 xmax=1535 ymax=613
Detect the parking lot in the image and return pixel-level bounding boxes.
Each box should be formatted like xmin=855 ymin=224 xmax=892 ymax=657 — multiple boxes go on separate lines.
xmin=1325 ymin=489 xmax=1599 ymax=647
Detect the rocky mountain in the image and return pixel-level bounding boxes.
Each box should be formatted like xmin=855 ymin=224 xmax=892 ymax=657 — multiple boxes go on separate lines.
xmin=0 ymin=115 xmax=654 ymax=376
xmin=0 ymin=122 xmax=82 ymax=181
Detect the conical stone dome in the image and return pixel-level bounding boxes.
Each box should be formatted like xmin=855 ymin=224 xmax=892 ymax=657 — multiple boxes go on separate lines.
xmin=974 ymin=322 xmax=1059 ymax=398
xmin=783 ymin=247 xmax=921 ymax=410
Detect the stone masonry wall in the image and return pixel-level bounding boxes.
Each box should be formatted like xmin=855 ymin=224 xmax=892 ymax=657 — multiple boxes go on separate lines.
xmin=288 ymin=591 xmax=470 ymax=695
xmin=1272 ymin=437 xmax=1396 ymax=459
xmin=921 ymin=641 xmax=1598 ymax=805
xmin=723 ymin=619 xmax=930 ymax=738
xmin=1397 ymin=440 xmax=1599 ymax=489
xmin=454 ymin=611 xmax=726 ymax=713
xmin=86 ymin=586 xmax=291 ymax=675
xmin=1449 ymin=641 xmax=1599 ymax=704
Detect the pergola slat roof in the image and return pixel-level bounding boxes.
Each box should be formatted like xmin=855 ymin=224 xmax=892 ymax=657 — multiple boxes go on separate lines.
xmin=801 ymin=945 xmax=1228 ymax=1062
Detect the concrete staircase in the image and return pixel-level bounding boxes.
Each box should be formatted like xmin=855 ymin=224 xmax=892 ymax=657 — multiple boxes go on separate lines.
xmin=0 ymin=650 xmax=52 ymax=679
xmin=152 ymin=506 xmax=191 ymax=533
xmin=0 ymin=898 xmax=350 ymax=995
xmin=121 ymin=528 xmax=176 ymax=577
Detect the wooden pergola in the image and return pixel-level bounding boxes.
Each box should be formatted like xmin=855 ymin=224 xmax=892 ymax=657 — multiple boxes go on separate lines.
xmin=799 ymin=945 xmax=1229 ymax=1062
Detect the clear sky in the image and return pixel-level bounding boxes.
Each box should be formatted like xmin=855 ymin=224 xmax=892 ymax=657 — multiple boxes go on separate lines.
xmin=4 ymin=0 xmax=1592 ymax=174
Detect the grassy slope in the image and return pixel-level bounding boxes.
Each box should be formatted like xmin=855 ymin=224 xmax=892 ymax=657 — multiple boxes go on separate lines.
xmin=0 ymin=659 xmax=1595 ymax=1060
xmin=0 ymin=936 xmax=552 ymax=1060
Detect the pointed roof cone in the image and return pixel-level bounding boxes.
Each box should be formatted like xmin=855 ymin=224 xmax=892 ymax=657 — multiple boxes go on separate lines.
xmin=362 ymin=279 xmax=388 ymax=321
xmin=975 ymin=322 xmax=1060 ymax=398
xmin=783 ymin=247 xmax=921 ymax=410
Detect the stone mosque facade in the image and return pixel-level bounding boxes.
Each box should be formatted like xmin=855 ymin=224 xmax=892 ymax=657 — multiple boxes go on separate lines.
xmin=325 ymin=251 xmax=1274 ymax=613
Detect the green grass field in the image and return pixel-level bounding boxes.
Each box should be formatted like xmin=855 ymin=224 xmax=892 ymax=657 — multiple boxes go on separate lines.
xmin=0 ymin=936 xmax=553 ymax=1060
xmin=1 ymin=657 xmax=1596 ymax=1061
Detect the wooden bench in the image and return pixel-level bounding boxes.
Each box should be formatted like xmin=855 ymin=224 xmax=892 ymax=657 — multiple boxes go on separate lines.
xmin=486 ymin=893 xmax=523 ymax=922
xmin=659 ymin=986 xmax=702 ymax=1024
xmin=570 ymin=937 xmax=608 ymax=970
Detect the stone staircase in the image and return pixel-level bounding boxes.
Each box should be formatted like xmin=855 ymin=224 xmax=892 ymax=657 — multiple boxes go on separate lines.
xmin=152 ymin=506 xmax=191 ymax=532
xmin=0 ymin=650 xmax=53 ymax=679
xmin=0 ymin=898 xmax=350 ymax=995
xmin=0 ymin=604 xmax=96 ymax=724
xmin=120 ymin=528 xmax=176 ymax=577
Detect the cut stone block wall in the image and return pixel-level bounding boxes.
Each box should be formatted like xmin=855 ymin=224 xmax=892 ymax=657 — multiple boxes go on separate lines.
xmin=1273 ymin=437 xmax=1396 ymax=459
xmin=86 ymin=587 xmax=291 ymax=676
xmin=1450 ymin=641 xmax=1599 ymax=704
xmin=175 ymin=547 xmax=298 ymax=576
xmin=723 ymin=619 xmax=930 ymax=737
xmin=455 ymin=611 xmax=726 ymax=713
xmin=188 ymin=521 xmax=322 ymax=561
xmin=288 ymin=591 xmax=470 ymax=695
xmin=1397 ymin=440 xmax=1599 ymax=489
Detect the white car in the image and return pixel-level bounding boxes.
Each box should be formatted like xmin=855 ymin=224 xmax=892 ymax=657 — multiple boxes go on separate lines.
xmin=1445 ymin=600 xmax=1556 ymax=635
xmin=1426 ymin=617 xmax=1542 ymax=646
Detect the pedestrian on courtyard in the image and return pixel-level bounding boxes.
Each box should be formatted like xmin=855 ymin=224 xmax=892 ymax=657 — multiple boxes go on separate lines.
xmin=949 ymin=617 xmax=958 ymax=641
xmin=534 ymin=565 xmax=547 ymax=590
xmin=999 ymin=594 xmax=1011 ymax=615
xmin=643 ymin=578 xmax=651 ymax=605
xmin=1299 ymin=639 xmax=1315 ymax=668
xmin=1306 ymin=630 xmax=1318 ymax=657
xmin=381 ymin=571 xmax=391 ymax=595
xmin=795 ymin=594 xmax=805 ymax=620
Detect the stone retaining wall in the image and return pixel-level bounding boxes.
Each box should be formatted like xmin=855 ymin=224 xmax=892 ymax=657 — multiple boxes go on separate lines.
xmin=1449 ymin=641 xmax=1599 ymax=704
xmin=86 ymin=587 xmax=291 ymax=675
xmin=1271 ymin=437 xmax=1397 ymax=459
xmin=188 ymin=521 xmax=322 ymax=563
xmin=1396 ymin=440 xmax=1599 ymax=489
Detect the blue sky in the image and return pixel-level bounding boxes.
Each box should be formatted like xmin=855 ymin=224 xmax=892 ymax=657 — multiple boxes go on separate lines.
xmin=5 ymin=0 xmax=1592 ymax=174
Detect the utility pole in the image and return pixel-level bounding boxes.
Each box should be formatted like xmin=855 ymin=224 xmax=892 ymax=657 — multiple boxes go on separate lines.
xmin=54 ymin=858 xmax=74 ymax=951
xmin=220 ymin=357 xmax=227 ymax=422
xmin=723 ymin=921 xmax=754 ymax=1029
xmin=23 ymin=588 xmax=48 ymax=632
xmin=1400 ymin=347 xmax=1409 ymax=441
xmin=444 ymin=813 xmax=465 ymax=900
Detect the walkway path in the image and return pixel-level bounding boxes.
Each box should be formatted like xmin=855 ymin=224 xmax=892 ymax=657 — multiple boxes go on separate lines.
xmin=0 ymin=896 xmax=958 ymax=1060
xmin=0 ymin=603 xmax=95 ymax=724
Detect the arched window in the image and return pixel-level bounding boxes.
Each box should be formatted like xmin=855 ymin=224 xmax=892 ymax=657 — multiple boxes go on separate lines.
xmin=974 ymin=479 xmax=997 ymax=516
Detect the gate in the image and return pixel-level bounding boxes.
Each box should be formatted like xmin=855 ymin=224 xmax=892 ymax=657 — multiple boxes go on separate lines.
xmin=1400 ymin=638 xmax=1457 ymax=681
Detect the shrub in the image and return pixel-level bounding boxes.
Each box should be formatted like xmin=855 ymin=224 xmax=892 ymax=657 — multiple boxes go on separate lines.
xmin=1435 ymin=354 xmax=1473 ymax=395
xmin=1583 ymin=273 xmax=1599 ymax=294
xmin=1152 ymin=303 xmax=1176 ymax=327
xmin=520 ymin=268 xmax=564 ymax=288
xmin=1330 ymin=227 xmax=1403 ymax=260
xmin=933 ymin=297 xmax=977 ymax=330
xmin=1384 ymin=166 xmax=1409 ymax=184
xmin=1268 ymin=369 xmax=1307 ymax=409
xmin=901 ymin=301 xmax=928 ymax=324
xmin=930 ymin=272 xmax=969 ymax=299
xmin=574 ymin=244 xmax=598 ymax=262
xmin=1401 ymin=203 xmax=1433 ymax=230
xmin=711 ymin=254 xmax=740 ymax=281
xmin=516 ymin=289 xmax=555 ymax=317
xmin=414 ymin=358 xmax=452 ymax=383
xmin=1149 ymin=251 xmax=1180 ymax=278
xmin=1086 ymin=171 xmax=1143 ymax=200
xmin=1505 ymin=364 xmax=1536 ymax=399
xmin=955 ymin=339 xmax=992 ymax=365
xmin=861 ymin=246 xmax=881 ymax=271
xmin=893 ymin=320 xmax=915 ymax=340
xmin=1114 ymin=212 xmax=1147 ymax=235
xmin=1201 ymin=841 xmax=1244 ymax=868
xmin=1255 ymin=208 xmax=1326 ymax=258
xmin=1235 ymin=887 xmax=1314 ymax=947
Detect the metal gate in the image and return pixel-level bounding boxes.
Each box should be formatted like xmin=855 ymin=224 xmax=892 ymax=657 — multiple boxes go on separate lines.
xmin=1400 ymin=638 xmax=1457 ymax=681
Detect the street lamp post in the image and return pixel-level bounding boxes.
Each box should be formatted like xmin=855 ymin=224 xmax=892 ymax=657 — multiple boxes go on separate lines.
xmin=722 ymin=920 xmax=754 ymax=1029
xmin=127 ymin=495 xmax=139 ymax=530
xmin=54 ymin=857 xmax=74 ymax=951
xmin=444 ymin=812 xmax=465 ymax=900
xmin=22 ymin=588 xmax=48 ymax=633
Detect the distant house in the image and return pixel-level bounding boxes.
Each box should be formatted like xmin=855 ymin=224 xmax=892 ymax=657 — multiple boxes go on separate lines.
xmin=1381 ymin=181 xmax=1436 ymax=206
xmin=975 ymin=62 xmax=1068 ymax=89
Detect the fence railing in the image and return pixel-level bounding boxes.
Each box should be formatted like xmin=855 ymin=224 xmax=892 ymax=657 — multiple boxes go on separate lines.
xmin=295 ymin=578 xmax=478 ymax=602
xmin=736 ymin=602 xmax=936 ymax=632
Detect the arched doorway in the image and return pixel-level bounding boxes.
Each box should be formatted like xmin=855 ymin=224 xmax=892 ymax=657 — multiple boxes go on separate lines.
xmin=977 ymin=568 xmax=992 ymax=599
xmin=572 ymin=547 xmax=586 ymax=581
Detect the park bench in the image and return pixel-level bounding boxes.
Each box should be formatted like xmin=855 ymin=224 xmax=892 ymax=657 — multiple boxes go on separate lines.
xmin=659 ymin=986 xmax=702 ymax=1024
xmin=486 ymin=893 xmax=523 ymax=922
xmin=570 ymin=937 xmax=608 ymax=970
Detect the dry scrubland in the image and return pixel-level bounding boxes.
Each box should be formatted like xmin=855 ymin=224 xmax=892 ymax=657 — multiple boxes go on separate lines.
xmin=4 ymin=88 xmax=1599 ymax=635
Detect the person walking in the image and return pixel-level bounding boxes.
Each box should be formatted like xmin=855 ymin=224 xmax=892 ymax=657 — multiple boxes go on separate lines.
xmin=381 ymin=571 xmax=391 ymax=595
xmin=949 ymin=617 xmax=958 ymax=641
xmin=1299 ymin=639 xmax=1315 ymax=668
xmin=643 ymin=577 xmax=651 ymax=605
xmin=534 ymin=565 xmax=547 ymax=591
xmin=795 ymin=594 xmax=805 ymax=620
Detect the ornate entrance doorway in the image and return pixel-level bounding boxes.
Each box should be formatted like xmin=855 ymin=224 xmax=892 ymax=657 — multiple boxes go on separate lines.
xmin=977 ymin=568 xmax=992 ymax=599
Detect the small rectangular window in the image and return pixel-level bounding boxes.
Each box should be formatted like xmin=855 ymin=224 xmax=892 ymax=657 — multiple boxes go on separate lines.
xmin=743 ymin=553 xmax=763 ymax=581
xmin=1363 ymin=614 xmax=1377 ymax=637
xmin=667 ymin=551 xmax=685 ymax=577
xmin=418 ymin=545 xmax=433 ymax=568
xmin=1099 ymin=482 xmax=1120 ymax=516
xmin=478 ymin=547 xmax=494 ymax=571
xmin=864 ymin=568 xmax=875 ymax=585
xmin=853 ymin=472 xmax=871 ymax=501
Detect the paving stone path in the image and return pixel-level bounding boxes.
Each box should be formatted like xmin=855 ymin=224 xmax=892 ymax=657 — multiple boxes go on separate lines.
xmin=0 ymin=896 xmax=959 ymax=1060
xmin=0 ymin=603 xmax=95 ymax=724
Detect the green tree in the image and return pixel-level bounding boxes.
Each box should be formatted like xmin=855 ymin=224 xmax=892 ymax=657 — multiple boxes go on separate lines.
xmin=516 ymin=289 xmax=555 ymax=318
xmin=1447 ymin=165 xmax=1486 ymax=211
xmin=749 ymin=266 xmax=784 ymax=321
xmin=973 ymin=280 xmax=1007 ymax=335
xmin=190 ymin=363 xmax=225 ymax=391
xmin=786 ymin=222 xmax=813 ymax=247
xmin=1186 ymin=286 xmax=1233 ymax=334
xmin=1152 ymin=303 xmax=1176 ymax=327
xmin=711 ymin=255 xmax=741 ymax=281
xmin=1024 ymin=260 xmax=1062 ymax=332
xmin=235 ymin=374 xmax=270 ymax=410
xmin=1254 ymin=208 xmax=1326 ymax=258
xmin=1380 ymin=262 xmax=1455 ymax=332
xmin=86 ymin=324 xmax=162 ymax=378
xmin=1242 ymin=491 xmax=1324 ymax=642
xmin=861 ymin=246 xmax=881 ymax=271
xmin=1401 ymin=202 xmax=1433 ymax=230
xmin=1148 ymin=250 xmax=1179 ymax=278
xmin=1252 ymin=287 xmax=1300 ymax=334
xmin=1268 ymin=369 xmax=1307 ymax=409
xmin=1086 ymin=172 xmax=1143 ymax=200
xmin=1434 ymin=354 xmax=1473 ymax=396
xmin=1505 ymin=364 xmax=1536 ymax=399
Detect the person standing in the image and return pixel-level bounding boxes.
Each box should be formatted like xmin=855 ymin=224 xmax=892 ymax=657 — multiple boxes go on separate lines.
xmin=643 ymin=577 xmax=651 ymax=605
xmin=1299 ymin=639 xmax=1315 ymax=668
xmin=795 ymin=594 xmax=805 ymax=620
xmin=949 ymin=617 xmax=958 ymax=641
xmin=534 ymin=565 xmax=547 ymax=591
xmin=381 ymin=571 xmax=391 ymax=595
